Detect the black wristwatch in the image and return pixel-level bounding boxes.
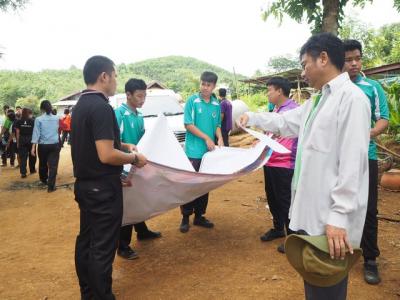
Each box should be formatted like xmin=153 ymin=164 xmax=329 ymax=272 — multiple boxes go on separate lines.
xmin=131 ymin=154 xmax=139 ymax=165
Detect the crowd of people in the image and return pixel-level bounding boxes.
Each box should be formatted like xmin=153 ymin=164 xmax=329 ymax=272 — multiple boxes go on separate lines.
xmin=1 ymin=32 xmax=390 ymax=300
xmin=1 ymin=103 xmax=72 ymax=192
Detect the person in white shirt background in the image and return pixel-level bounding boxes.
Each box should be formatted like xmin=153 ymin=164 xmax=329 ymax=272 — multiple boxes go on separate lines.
xmin=239 ymin=33 xmax=371 ymax=300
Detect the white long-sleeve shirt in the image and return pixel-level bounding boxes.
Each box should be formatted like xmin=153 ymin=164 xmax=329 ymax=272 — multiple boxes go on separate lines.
xmin=246 ymin=72 xmax=371 ymax=246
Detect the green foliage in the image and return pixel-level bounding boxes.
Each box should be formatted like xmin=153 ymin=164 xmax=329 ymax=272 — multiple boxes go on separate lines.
xmin=339 ymin=20 xmax=400 ymax=68
xmin=267 ymin=55 xmax=300 ymax=72
xmin=261 ymin=0 xmax=400 ymax=34
xmin=0 ymin=56 xmax=245 ymax=108
xmin=241 ymin=93 xmax=269 ymax=112
xmin=15 ymin=95 xmax=40 ymax=115
xmin=0 ymin=0 xmax=28 ymax=11
xmin=382 ymin=82 xmax=400 ymax=137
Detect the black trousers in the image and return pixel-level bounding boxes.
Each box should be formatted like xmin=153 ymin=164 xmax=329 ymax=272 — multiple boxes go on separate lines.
xmin=221 ymin=130 xmax=229 ymax=147
xmin=119 ymin=222 xmax=149 ymax=250
xmin=181 ymin=158 xmax=208 ymax=216
xmin=263 ymin=166 xmax=293 ymax=233
xmin=38 ymin=143 xmax=60 ymax=188
xmin=18 ymin=143 xmax=36 ymax=175
xmin=304 ymin=276 xmax=348 ymax=300
xmin=1 ymin=141 xmax=16 ymax=165
xmin=361 ymin=159 xmax=380 ymax=261
xmin=74 ymin=175 xmax=123 ymax=300
xmin=61 ymin=130 xmax=70 ymax=147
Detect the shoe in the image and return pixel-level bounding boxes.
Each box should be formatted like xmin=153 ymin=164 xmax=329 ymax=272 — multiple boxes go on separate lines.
xmin=117 ymin=247 xmax=139 ymax=260
xmin=137 ymin=230 xmax=162 ymax=241
xmin=364 ymin=260 xmax=381 ymax=285
xmin=260 ymin=228 xmax=285 ymax=242
xmin=21 ymin=174 xmax=27 ymax=178
xmin=47 ymin=187 xmax=57 ymax=193
xmin=277 ymin=243 xmax=285 ymax=254
xmin=180 ymin=216 xmax=190 ymax=233
xmin=1 ymin=164 xmax=6 ymax=167
xmin=39 ymin=180 xmax=47 ymax=186
xmin=30 ymin=170 xmax=37 ymax=174
xmin=193 ymin=216 xmax=214 ymax=228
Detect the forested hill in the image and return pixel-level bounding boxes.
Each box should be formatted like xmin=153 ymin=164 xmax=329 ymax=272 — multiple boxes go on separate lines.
xmin=0 ymin=56 xmax=244 ymax=107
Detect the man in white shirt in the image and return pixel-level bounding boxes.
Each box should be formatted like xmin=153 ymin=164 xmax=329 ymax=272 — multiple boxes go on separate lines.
xmin=239 ymin=33 xmax=371 ymax=299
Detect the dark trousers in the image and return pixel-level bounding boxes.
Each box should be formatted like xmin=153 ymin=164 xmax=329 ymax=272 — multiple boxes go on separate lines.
xmin=119 ymin=221 xmax=149 ymax=250
xmin=18 ymin=143 xmax=36 ymax=175
xmin=61 ymin=131 xmax=70 ymax=147
xmin=180 ymin=158 xmax=208 ymax=216
xmin=38 ymin=143 xmax=60 ymax=188
xmin=1 ymin=141 xmax=16 ymax=165
xmin=221 ymin=130 xmax=229 ymax=146
xmin=304 ymin=276 xmax=348 ymax=300
xmin=74 ymin=175 xmax=123 ymax=300
xmin=361 ymin=159 xmax=380 ymax=261
xmin=263 ymin=166 xmax=293 ymax=233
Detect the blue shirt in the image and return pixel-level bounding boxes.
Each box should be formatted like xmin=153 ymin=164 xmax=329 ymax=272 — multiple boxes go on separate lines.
xmin=184 ymin=93 xmax=221 ymax=159
xmin=31 ymin=113 xmax=60 ymax=144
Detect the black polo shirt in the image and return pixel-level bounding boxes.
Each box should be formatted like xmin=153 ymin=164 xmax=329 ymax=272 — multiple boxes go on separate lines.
xmin=71 ymin=90 xmax=122 ymax=180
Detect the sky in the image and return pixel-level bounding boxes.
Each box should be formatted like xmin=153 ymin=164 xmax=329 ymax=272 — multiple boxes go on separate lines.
xmin=0 ymin=0 xmax=399 ymax=76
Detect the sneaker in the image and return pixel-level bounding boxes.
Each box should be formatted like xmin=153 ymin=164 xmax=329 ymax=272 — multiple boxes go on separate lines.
xmin=260 ymin=228 xmax=285 ymax=242
xmin=180 ymin=216 xmax=190 ymax=233
xmin=21 ymin=174 xmax=27 ymax=178
xmin=193 ymin=216 xmax=214 ymax=228
xmin=137 ymin=230 xmax=162 ymax=241
xmin=364 ymin=260 xmax=381 ymax=285
xmin=117 ymin=247 xmax=139 ymax=260
xmin=277 ymin=243 xmax=285 ymax=254
xmin=30 ymin=170 xmax=37 ymax=174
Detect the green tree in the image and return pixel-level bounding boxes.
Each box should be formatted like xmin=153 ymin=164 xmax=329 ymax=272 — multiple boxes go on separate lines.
xmin=15 ymin=95 xmax=40 ymax=115
xmin=262 ymin=0 xmax=400 ymax=35
xmin=0 ymin=0 xmax=28 ymax=11
xmin=267 ymin=55 xmax=300 ymax=72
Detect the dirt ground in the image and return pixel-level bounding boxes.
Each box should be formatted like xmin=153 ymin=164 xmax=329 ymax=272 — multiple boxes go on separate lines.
xmin=0 ymin=136 xmax=399 ymax=300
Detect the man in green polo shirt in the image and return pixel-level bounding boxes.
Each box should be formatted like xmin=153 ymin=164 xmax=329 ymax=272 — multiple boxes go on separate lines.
xmin=114 ymin=78 xmax=161 ymax=260
xmin=179 ymin=71 xmax=223 ymax=233
xmin=343 ymin=39 xmax=389 ymax=285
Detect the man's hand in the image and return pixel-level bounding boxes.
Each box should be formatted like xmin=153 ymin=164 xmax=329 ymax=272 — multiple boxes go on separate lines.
xmin=326 ymin=224 xmax=353 ymax=260
xmin=237 ymin=114 xmax=249 ymax=128
xmin=205 ymin=137 xmax=216 ymax=151
xmin=217 ymin=137 xmax=224 ymax=147
xmin=370 ymin=128 xmax=378 ymax=138
xmin=133 ymin=153 xmax=147 ymax=168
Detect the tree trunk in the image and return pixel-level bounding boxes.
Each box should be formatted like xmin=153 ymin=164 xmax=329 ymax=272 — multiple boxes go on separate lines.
xmin=322 ymin=0 xmax=340 ymax=35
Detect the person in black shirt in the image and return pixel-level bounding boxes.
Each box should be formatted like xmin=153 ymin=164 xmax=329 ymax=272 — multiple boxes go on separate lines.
xmin=71 ymin=55 xmax=147 ymax=300
xmin=15 ymin=108 xmax=36 ymax=177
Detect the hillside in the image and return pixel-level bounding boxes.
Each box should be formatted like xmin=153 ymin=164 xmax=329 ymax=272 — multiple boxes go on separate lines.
xmin=0 ymin=56 xmax=245 ymax=107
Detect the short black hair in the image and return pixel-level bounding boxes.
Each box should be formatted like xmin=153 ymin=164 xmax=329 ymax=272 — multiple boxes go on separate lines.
xmin=64 ymin=108 xmax=70 ymax=115
xmin=200 ymin=71 xmax=218 ymax=84
xmin=40 ymin=100 xmax=53 ymax=115
xmin=219 ymin=88 xmax=227 ymax=97
xmin=343 ymin=39 xmax=363 ymax=56
xmin=267 ymin=77 xmax=291 ymax=97
xmin=125 ymin=78 xmax=147 ymax=94
xmin=83 ymin=55 xmax=115 ymax=85
xmin=7 ymin=109 xmax=16 ymax=121
xmin=300 ymin=33 xmax=345 ymax=71
xmin=16 ymin=106 xmax=22 ymax=109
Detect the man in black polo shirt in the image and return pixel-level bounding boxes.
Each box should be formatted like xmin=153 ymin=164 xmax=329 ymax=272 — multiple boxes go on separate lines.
xmin=71 ymin=55 xmax=147 ymax=300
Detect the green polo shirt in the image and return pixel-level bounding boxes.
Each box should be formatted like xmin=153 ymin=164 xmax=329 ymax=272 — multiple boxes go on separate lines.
xmin=184 ymin=93 xmax=221 ymax=159
xmin=354 ymin=74 xmax=389 ymax=160
xmin=114 ymin=103 xmax=144 ymax=145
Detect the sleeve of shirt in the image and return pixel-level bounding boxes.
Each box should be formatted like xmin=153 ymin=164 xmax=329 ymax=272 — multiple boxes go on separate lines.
xmin=245 ymin=102 xmax=308 ymax=138
xmin=31 ymin=118 xmax=40 ymax=144
xmin=220 ymin=101 xmax=227 ymax=114
xmin=216 ymin=105 xmax=222 ymax=128
xmin=184 ymin=98 xmax=194 ymax=125
xmin=327 ymin=92 xmax=371 ymax=229
xmin=14 ymin=120 xmax=20 ymax=130
xmin=374 ymin=82 xmax=389 ymax=120
xmin=90 ymin=103 xmax=116 ymax=141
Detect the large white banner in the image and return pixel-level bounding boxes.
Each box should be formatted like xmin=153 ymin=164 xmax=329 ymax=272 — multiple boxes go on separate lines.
xmin=122 ymin=116 xmax=289 ymax=225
